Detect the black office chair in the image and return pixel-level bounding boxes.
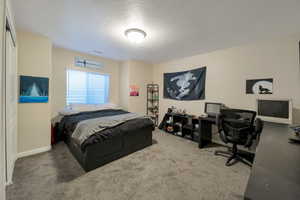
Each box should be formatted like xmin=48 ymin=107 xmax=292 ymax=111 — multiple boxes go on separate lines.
xmin=215 ymin=109 xmax=263 ymax=167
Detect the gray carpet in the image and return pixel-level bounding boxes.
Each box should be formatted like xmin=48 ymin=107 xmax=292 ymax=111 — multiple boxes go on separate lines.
xmin=6 ymin=129 xmax=250 ymax=200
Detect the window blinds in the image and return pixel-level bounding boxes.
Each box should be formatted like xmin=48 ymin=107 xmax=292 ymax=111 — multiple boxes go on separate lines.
xmin=66 ymin=69 xmax=109 ymax=105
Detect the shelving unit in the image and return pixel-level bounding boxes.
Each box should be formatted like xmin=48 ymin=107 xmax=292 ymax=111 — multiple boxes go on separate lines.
xmin=147 ymin=84 xmax=159 ymax=126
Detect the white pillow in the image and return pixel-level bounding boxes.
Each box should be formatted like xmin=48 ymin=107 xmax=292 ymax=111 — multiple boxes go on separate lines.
xmin=70 ymin=103 xmax=121 ymax=112
xmin=58 ymin=108 xmax=79 ymax=116
xmin=95 ymin=103 xmax=122 ymax=110
xmin=70 ymin=103 xmax=98 ymax=112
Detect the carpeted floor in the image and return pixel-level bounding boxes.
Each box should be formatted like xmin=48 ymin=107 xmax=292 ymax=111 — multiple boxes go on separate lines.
xmin=6 ymin=129 xmax=250 ymax=200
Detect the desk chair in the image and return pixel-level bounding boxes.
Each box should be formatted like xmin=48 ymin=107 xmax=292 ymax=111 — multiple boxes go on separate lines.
xmin=215 ymin=109 xmax=263 ymax=167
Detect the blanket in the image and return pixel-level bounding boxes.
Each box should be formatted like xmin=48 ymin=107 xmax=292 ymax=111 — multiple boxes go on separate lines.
xmin=71 ymin=112 xmax=145 ymax=146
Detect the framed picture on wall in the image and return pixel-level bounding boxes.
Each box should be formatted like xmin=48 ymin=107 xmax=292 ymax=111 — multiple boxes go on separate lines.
xmin=246 ymin=78 xmax=273 ymax=94
xmin=19 ymin=75 xmax=49 ymax=103
xmin=130 ymin=85 xmax=139 ymax=96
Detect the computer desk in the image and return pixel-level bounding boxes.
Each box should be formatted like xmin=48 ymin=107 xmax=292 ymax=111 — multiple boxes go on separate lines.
xmin=164 ymin=114 xmax=300 ymax=197
xmin=244 ymin=122 xmax=300 ymax=200
xmin=197 ymin=117 xmax=300 ymax=199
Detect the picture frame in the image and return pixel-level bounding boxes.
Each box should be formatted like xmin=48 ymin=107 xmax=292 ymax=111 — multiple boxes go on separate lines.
xmin=19 ymin=75 xmax=49 ymax=103
xmin=246 ymin=78 xmax=273 ymax=94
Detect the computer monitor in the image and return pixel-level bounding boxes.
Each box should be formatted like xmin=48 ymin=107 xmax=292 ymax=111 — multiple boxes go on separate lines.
xmin=256 ymin=99 xmax=292 ymax=124
xmin=205 ymin=102 xmax=222 ymax=117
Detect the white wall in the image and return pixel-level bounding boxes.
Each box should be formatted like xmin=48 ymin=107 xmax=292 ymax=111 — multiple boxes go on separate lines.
xmin=119 ymin=61 xmax=129 ymax=110
xmin=119 ymin=60 xmax=153 ymax=115
xmin=51 ymin=47 xmax=121 ymax=117
xmin=153 ymin=33 xmax=300 ymax=123
xmin=17 ymin=31 xmax=52 ymax=154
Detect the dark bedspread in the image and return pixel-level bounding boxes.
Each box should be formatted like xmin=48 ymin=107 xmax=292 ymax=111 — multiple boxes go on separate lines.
xmin=57 ymin=109 xmax=154 ymax=151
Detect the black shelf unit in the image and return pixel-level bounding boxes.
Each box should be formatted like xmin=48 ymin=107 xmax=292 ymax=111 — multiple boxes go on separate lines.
xmin=147 ymin=84 xmax=159 ymax=126
xmin=159 ymin=112 xmax=199 ymax=142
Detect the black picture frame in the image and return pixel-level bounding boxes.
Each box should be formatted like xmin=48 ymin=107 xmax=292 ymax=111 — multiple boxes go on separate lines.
xmin=246 ymin=78 xmax=273 ymax=94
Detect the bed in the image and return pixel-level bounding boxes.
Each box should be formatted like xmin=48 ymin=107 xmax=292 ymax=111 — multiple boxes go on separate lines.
xmin=54 ymin=104 xmax=154 ymax=172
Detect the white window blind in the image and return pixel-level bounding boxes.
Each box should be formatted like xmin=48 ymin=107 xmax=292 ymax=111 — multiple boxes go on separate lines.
xmin=66 ymin=69 xmax=109 ymax=105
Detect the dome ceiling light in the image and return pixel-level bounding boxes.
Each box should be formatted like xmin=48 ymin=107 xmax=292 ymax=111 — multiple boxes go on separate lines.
xmin=125 ymin=28 xmax=147 ymax=44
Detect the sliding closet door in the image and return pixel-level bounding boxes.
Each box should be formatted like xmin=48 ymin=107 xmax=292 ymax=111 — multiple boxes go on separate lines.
xmin=5 ymin=29 xmax=17 ymax=184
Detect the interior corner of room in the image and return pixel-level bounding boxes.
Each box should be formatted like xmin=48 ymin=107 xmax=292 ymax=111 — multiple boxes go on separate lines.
xmin=1 ymin=0 xmax=300 ymax=200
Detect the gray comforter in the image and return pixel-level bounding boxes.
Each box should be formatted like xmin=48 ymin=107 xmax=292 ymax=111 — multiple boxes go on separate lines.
xmin=57 ymin=109 xmax=154 ymax=150
xmin=71 ymin=112 xmax=146 ymax=146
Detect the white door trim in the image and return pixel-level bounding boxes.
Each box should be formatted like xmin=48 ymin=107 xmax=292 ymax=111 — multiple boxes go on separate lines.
xmin=3 ymin=0 xmax=17 ymax=188
xmin=0 ymin=0 xmax=6 ymax=199
xmin=4 ymin=28 xmax=17 ymax=185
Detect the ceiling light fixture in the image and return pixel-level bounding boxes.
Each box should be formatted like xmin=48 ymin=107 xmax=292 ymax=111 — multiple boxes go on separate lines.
xmin=125 ymin=28 xmax=147 ymax=43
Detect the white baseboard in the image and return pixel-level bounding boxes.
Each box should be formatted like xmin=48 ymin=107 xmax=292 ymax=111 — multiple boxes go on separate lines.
xmin=5 ymin=147 xmax=51 ymax=186
xmin=17 ymin=146 xmax=51 ymax=159
xmin=5 ymin=180 xmax=13 ymax=186
xmin=5 ymin=154 xmax=17 ymax=186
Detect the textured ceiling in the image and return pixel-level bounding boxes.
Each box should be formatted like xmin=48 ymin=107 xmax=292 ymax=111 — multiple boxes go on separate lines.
xmin=11 ymin=0 xmax=300 ymax=63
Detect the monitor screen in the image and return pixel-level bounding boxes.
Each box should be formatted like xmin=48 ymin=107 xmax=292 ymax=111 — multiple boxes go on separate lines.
xmin=257 ymin=99 xmax=289 ymax=119
xmin=205 ymin=103 xmax=222 ymax=116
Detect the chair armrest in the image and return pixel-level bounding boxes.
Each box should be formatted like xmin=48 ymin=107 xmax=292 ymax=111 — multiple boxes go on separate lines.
xmin=219 ymin=130 xmax=229 ymax=144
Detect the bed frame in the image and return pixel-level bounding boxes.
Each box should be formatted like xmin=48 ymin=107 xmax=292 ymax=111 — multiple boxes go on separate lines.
xmin=64 ymin=126 xmax=153 ymax=172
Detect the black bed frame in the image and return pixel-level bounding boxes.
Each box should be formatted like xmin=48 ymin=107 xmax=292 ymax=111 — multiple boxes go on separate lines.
xmin=64 ymin=126 xmax=153 ymax=172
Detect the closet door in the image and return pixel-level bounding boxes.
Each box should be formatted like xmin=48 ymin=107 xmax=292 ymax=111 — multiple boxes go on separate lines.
xmin=5 ymin=30 xmax=17 ymax=183
xmin=0 ymin=0 xmax=5 ymax=198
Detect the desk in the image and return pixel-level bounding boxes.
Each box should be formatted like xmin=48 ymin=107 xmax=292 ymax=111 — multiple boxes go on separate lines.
xmin=244 ymin=122 xmax=300 ymax=199
xmin=198 ymin=119 xmax=300 ymax=198
xmin=198 ymin=116 xmax=216 ymax=148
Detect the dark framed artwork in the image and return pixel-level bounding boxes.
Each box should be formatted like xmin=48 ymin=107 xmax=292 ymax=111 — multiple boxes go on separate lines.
xmin=246 ymin=78 xmax=273 ymax=94
xmin=19 ymin=75 xmax=49 ymax=103
xmin=163 ymin=67 xmax=206 ymax=100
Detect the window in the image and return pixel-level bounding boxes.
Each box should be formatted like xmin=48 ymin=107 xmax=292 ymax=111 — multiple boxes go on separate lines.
xmin=66 ymin=69 xmax=109 ymax=105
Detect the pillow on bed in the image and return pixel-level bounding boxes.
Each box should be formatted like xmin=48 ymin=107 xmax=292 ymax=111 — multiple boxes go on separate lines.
xmin=70 ymin=103 xmax=121 ymax=112
xmin=58 ymin=108 xmax=80 ymax=116
xmin=69 ymin=104 xmax=98 ymax=112
xmin=95 ymin=103 xmax=122 ymax=110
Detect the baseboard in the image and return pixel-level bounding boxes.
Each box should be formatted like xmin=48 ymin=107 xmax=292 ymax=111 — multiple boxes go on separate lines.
xmin=17 ymin=146 xmax=51 ymax=159
xmin=5 ymin=180 xmax=13 ymax=186
xmin=5 ymin=154 xmax=17 ymax=186
xmin=5 ymin=147 xmax=51 ymax=186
